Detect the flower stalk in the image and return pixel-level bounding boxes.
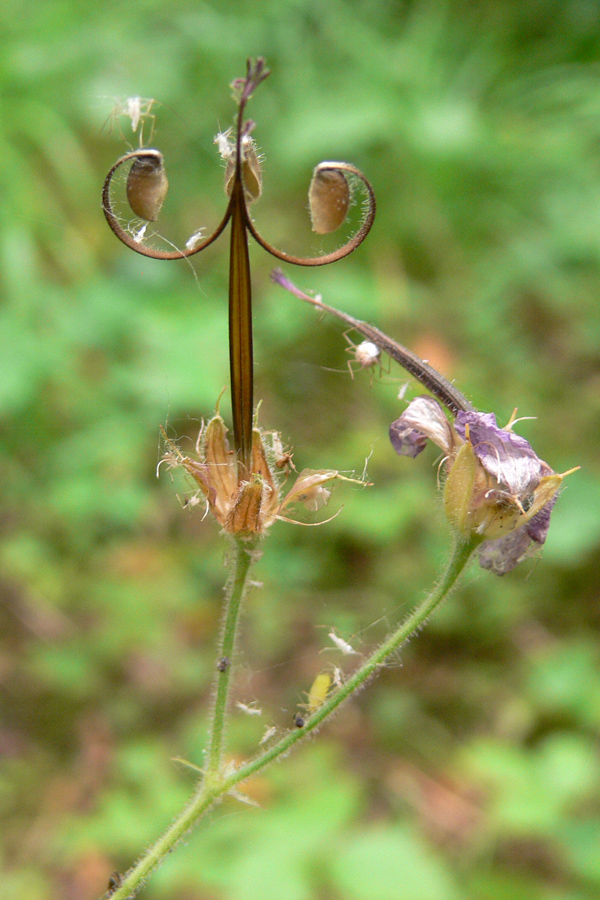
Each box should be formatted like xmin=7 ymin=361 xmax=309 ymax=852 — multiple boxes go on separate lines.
xmin=273 ymin=271 xmax=578 ymax=574
xmin=104 ymin=533 xmax=479 ymax=900
xmin=206 ymin=537 xmax=260 ymax=779
xmin=271 ymin=268 xmax=473 ymax=417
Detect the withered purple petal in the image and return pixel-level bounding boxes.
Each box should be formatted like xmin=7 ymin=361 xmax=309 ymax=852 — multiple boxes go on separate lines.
xmin=389 ymin=420 xmax=428 ymax=458
xmin=478 ymin=528 xmax=534 ymax=575
xmin=478 ymin=492 xmax=558 ymax=574
xmin=455 ymin=411 xmax=542 ymax=495
xmin=390 ymin=396 xmax=454 ymax=458
xmin=525 ymin=494 xmax=557 ymax=544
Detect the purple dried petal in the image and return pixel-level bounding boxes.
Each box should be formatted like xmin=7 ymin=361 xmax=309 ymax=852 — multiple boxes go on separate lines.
xmin=478 ymin=491 xmax=558 ymax=574
xmin=455 ymin=411 xmax=542 ymax=495
xmin=478 ymin=528 xmax=534 ymax=575
xmin=525 ymin=494 xmax=557 ymax=544
xmin=389 ymin=420 xmax=429 ymax=457
xmin=390 ymin=396 xmax=454 ymax=458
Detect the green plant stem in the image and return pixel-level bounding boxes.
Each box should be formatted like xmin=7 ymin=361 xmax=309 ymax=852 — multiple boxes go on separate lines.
xmin=104 ymin=533 xmax=478 ymax=900
xmin=220 ymin=532 xmax=481 ymax=783
xmin=206 ymin=536 xmax=259 ymax=779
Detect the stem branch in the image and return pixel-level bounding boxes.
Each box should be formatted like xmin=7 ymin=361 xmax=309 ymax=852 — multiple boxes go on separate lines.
xmin=104 ymin=534 xmax=477 ymax=900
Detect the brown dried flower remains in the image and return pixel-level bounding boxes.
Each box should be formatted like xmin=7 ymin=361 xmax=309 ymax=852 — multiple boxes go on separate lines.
xmin=162 ymin=414 xmax=365 ymax=538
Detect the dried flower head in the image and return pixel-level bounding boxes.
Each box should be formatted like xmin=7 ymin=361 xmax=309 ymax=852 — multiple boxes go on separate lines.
xmin=390 ymin=398 xmax=577 ymax=574
xmin=162 ymin=413 xmax=366 ymax=538
xmin=103 ymin=60 xmax=376 ymax=485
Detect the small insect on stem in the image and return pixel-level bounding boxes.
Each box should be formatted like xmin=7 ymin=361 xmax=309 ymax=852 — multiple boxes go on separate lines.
xmin=344 ymin=333 xmax=383 ymax=382
xmin=271 ymin=269 xmax=474 ymax=418
xmin=328 ymin=630 xmax=360 ymax=656
xmin=307 ymin=672 xmax=332 ymax=713
xmin=104 ymin=96 xmax=157 ymax=147
xmin=126 ymin=150 xmax=169 ymax=221
xmin=235 ymin=701 xmax=262 ymax=716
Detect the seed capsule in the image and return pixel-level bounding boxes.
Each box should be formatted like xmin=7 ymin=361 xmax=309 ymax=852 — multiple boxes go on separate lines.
xmin=223 ymin=134 xmax=263 ymax=203
xmin=126 ymin=151 xmax=168 ymax=221
xmin=309 ymin=165 xmax=350 ymax=234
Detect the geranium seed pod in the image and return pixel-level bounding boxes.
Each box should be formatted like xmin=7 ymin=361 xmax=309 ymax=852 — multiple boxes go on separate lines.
xmin=223 ymin=134 xmax=263 ymax=203
xmin=240 ymin=136 xmax=262 ymax=202
xmin=126 ymin=151 xmax=168 ymax=221
xmin=309 ymin=165 xmax=350 ymax=234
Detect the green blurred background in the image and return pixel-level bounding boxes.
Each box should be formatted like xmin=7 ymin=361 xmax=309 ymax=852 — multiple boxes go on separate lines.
xmin=2 ymin=1 xmax=600 ymax=898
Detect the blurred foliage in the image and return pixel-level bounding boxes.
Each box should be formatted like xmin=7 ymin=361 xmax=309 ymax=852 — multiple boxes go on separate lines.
xmin=1 ymin=0 xmax=600 ymax=898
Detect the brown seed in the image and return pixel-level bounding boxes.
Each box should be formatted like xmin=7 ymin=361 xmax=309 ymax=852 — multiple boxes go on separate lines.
xmin=309 ymin=165 xmax=350 ymax=234
xmin=223 ymin=135 xmax=263 ymax=203
xmin=126 ymin=151 xmax=168 ymax=221
xmin=241 ymin=138 xmax=262 ymax=202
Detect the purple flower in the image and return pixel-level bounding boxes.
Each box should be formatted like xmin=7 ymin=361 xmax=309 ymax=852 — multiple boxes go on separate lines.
xmin=390 ymin=398 xmax=577 ymax=574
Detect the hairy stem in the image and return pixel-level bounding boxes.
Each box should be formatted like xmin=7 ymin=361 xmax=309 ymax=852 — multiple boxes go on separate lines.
xmin=272 ymin=269 xmax=474 ymax=417
xmin=206 ymin=536 xmax=259 ymax=777
xmin=221 ymin=532 xmax=480 ymax=782
xmin=103 ymin=533 xmax=477 ymax=900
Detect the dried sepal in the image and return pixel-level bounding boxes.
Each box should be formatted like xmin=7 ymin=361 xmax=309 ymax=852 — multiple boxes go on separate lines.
xmin=251 ymin=429 xmax=276 ymax=489
xmin=126 ymin=151 xmax=168 ymax=221
xmin=309 ymin=164 xmax=350 ymax=234
xmin=161 ymin=412 xmax=368 ymax=536
xmin=225 ymin=477 xmax=264 ymax=535
xmin=280 ymin=469 xmax=366 ymax=515
xmin=203 ymin=416 xmax=237 ymax=519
